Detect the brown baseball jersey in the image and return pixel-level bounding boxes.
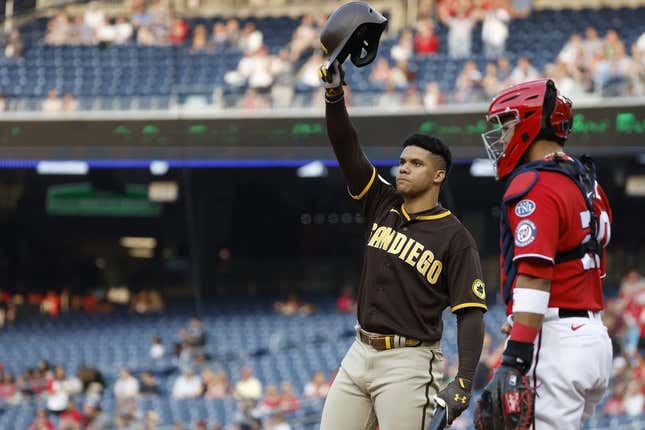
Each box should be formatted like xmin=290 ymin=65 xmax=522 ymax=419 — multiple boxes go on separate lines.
xmin=351 ymin=166 xmax=487 ymax=342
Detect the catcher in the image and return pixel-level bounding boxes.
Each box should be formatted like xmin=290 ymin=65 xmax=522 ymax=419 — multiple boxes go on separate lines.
xmin=474 ymin=80 xmax=613 ymax=430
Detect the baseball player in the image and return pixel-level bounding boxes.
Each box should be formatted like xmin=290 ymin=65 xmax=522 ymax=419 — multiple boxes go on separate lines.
xmin=474 ymin=79 xmax=613 ymax=430
xmin=317 ymin=32 xmax=487 ymax=430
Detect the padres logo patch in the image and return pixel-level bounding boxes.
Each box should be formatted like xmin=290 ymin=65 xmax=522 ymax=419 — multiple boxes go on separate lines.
xmin=514 ymin=199 xmax=536 ymax=217
xmin=472 ymin=279 xmax=486 ymax=300
xmin=515 ymin=220 xmax=536 ymax=247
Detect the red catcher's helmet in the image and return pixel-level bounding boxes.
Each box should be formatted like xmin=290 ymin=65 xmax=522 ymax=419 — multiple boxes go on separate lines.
xmin=481 ymin=79 xmax=573 ymax=179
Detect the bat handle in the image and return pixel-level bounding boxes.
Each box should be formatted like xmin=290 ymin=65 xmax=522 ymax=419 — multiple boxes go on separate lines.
xmin=427 ymin=405 xmax=447 ymax=430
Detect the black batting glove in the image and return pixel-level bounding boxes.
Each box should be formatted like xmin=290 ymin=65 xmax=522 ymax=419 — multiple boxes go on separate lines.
xmin=435 ymin=377 xmax=472 ymax=426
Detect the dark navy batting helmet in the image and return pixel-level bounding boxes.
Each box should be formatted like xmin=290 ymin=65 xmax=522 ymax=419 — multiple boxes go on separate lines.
xmin=320 ymin=2 xmax=388 ymax=69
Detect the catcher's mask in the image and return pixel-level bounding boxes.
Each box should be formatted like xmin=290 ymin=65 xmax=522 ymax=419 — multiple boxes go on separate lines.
xmin=320 ymin=1 xmax=388 ymax=69
xmin=481 ymin=79 xmax=573 ymax=180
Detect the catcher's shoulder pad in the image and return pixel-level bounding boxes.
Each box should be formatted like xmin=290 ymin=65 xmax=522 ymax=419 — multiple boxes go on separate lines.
xmin=503 ymin=170 xmax=539 ymax=203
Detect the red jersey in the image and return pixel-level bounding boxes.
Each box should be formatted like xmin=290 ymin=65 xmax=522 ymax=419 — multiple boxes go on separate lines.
xmin=414 ymin=34 xmax=439 ymax=55
xmin=501 ymin=161 xmax=612 ymax=313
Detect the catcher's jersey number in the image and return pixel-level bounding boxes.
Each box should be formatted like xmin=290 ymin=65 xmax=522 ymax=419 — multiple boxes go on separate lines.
xmin=367 ymin=224 xmax=443 ymax=285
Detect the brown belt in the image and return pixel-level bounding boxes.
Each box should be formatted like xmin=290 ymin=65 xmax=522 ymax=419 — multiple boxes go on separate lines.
xmin=358 ymin=328 xmax=423 ymax=351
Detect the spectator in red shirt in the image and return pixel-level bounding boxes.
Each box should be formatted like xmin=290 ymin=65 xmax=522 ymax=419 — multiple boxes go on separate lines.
xmin=603 ymin=383 xmax=626 ymax=415
xmin=255 ymin=384 xmax=282 ymax=417
xmin=414 ymin=19 xmax=440 ymax=55
xmin=0 ymin=371 xmax=18 ymax=404
xmin=169 ymin=13 xmax=188 ymax=45
xmin=28 ymin=408 xmax=54 ymax=430
xmin=41 ymin=291 xmax=60 ymax=317
xmin=336 ymin=286 xmax=356 ymax=314
xmin=59 ymin=402 xmax=83 ymax=428
xmin=29 ymin=369 xmax=51 ymax=396
xmin=279 ymin=382 xmax=300 ymax=415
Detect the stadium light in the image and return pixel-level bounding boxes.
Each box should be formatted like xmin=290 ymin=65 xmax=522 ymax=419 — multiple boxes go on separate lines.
xmin=297 ymin=161 xmax=327 ymax=178
xmin=128 ymin=248 xmax=155 ymax=259
xmin=148 ymin=181 xmax=178 ymax=202
xmin=625 ymin=175 xmax=645 ymax=197
xmin=119 ymin=237 xmax=157 ymax=249
xmin=469 ymin=159 xmax=496 ymax=177
xmin=36 ymin=161 xmax=89 ymax=175
xmin=149 ymin=161 xmax=169 ymax=175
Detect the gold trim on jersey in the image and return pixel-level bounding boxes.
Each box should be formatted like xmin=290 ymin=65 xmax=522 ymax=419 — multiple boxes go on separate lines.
xmin=450 ymin=302 xmax=488 ymax=312
xmin=401 ymin=204 xmax=452 ymax=221
xmin=416 ymin=211 xmax=452 ymax=220
xmin=401 ymin=205 xmax=412 ymax=221
xmin=350 ymin=166 xmax=377 ymax=200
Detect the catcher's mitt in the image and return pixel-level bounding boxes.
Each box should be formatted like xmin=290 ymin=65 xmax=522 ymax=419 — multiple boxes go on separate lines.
xmin=473 ymin=364 xmax=534 ymax=430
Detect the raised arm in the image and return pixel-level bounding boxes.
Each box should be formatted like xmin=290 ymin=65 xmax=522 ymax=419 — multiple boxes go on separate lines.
xmin=319 ymin=61 xmax=374 ymax=195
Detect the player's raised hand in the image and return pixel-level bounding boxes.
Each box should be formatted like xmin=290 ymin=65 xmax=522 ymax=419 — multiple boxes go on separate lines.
xmin=318 ymin=60 xmax=346 ymax=103
xmin=318 ymin=59 xmax=345 ymax=89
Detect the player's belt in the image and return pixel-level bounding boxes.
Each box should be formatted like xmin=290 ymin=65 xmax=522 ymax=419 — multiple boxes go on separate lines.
xmin=358 ymin=327 xmax=423 ymax=351
xmin=558 ymin=308 xmax=594 ymax=318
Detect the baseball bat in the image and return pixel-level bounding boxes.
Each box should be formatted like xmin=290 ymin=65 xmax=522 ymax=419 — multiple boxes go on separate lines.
xmin=427 ymin=405 xmax=446 ymax=430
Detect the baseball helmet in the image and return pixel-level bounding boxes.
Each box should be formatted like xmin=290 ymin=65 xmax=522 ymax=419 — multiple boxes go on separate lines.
xmin=481 ymin=79 xmax=573 ymax=179
xmin=320 ymin=1 xmax=388 ymax=69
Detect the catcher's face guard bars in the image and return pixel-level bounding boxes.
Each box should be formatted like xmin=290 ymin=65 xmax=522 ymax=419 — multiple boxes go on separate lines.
xmin=481 ymin=109 xmax=521 ymax=179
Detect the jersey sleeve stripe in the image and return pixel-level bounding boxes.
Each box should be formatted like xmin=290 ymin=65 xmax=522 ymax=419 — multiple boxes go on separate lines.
xmin=512 ymin=253 xmax=555 ymax=263
xmin=451 ymin=302 xmax=488 ymax=312
xmin=349 ymin=166 xmax=377 ymax=200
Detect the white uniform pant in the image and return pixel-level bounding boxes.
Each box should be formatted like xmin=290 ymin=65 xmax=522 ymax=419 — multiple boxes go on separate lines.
xmin=529 ymin=308 xmax=613 ymax=430
xmin=320 ymin=335 xmax=444 ymax=430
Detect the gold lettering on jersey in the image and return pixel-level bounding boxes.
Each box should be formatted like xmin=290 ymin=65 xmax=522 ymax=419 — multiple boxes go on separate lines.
xmin=416 ymin=250 xmax=435 ymax=276
xmin=387 ymin=233 xmax=407 ymax=255
xmin=368 ymin=226 xmax=388 ymax=247
xmin=405 ymin=242 xmax=425 ymax=266
xmin=380 ymin=228 xmax=397 ymax=250
xmin=366 ymin=223 xmax=443 ymax=286
xmin=398 ymin=238 xmax=416 ymax=261
xmin=427 ymin=261 xmax=442 ymax=284
xmin=366 ymin=223 xmax=379 ymax=243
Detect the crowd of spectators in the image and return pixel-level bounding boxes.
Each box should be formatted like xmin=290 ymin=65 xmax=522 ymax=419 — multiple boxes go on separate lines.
xmin=3 ymin=269 xmax=645 ymax=428
xmin=0 ymin=0 xmax=642 ymax=111
xmin=44 ymin=0 xmax=182 ymax=47
xmin=0 ymin=319 xmax=335 ymax=429
xmin=0 ymin=286 xmax=165 ymax=326
xmin=554 ymin=27 xmax=645 ymax=98
xmin=598 ymin=270 xmax=645 ymax=416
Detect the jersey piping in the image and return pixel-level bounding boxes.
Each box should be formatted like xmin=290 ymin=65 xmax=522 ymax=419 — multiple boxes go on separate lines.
xmin=349 ymin=166 xmax=377 ymax=200
xmin=451 ymin=302 xmax=488 ymax=313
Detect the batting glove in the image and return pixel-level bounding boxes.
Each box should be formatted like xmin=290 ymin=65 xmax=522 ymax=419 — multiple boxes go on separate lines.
xmin=435 ymin=377 xmax=472 ymax=426
xmin=318 ymin=60 xmax=345 ymax=103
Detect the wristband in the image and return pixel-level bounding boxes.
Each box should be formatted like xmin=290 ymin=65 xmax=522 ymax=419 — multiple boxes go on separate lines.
xmin=509 ymin=321 xmax=539 ymax=343
xmin=512 ymin=287 xmax=549 ymax=315
xmin=325 ymin=87 xmax=344 ymax=103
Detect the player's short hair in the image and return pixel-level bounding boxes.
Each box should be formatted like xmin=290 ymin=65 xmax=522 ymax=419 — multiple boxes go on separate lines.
xmin=402 ymin=134 xmax=452 ymax=176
